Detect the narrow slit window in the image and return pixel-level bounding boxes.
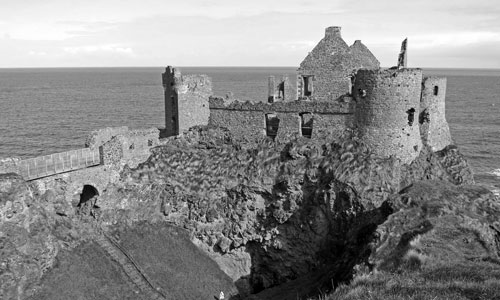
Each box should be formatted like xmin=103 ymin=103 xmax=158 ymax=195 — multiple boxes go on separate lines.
xmin=433 ymin=86 xmax=439 ymax=96
xmin=303 ymin=76 xmax=313 ymax=97
xmin=406 ymin=108 xmax=416 ymax=126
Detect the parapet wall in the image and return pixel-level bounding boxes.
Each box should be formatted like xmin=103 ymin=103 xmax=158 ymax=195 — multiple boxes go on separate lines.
xmin=420 ymin=76 xmax=452 ymax=151
xmin=209 ymin=97 xmax=354 ymax=142
xmin=354 ymin=68 xmax=423 ymax=164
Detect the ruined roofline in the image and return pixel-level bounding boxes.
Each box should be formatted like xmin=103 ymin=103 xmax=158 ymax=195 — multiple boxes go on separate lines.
xmin=209 ymin=97 xmax=353 ymax=114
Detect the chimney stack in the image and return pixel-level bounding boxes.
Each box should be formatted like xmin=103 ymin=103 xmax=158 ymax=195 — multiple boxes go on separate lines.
xmin=325 ymin=26 xmax=342 ymax=38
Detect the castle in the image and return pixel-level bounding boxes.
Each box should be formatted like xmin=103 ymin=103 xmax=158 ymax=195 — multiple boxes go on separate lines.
xmin=162 ymin=26 xmax=452 ymax=164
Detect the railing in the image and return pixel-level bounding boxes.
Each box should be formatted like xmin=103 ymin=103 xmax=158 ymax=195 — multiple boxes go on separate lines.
xmin=17 ymin=148 xmax=101 ymax=180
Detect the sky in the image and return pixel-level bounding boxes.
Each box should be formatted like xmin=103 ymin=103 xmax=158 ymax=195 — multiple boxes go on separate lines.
xmin=1 ymin=0 xmax=499 ymax=68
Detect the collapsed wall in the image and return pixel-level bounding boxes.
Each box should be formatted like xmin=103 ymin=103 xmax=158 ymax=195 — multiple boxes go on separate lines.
xmin=354 ymin=69 xmax=423 ymax=164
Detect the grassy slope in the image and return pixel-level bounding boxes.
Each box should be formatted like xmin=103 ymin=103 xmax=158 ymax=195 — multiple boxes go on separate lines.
xmin=28 ymin=241 xmax=139 ymax=300
xmin=324 ymin=182 xmax=500 ymax=300
xmin=29 ymin=222 xmax=238 ymax=300
xmin=113 ymin=222 xmax=238 ymax=300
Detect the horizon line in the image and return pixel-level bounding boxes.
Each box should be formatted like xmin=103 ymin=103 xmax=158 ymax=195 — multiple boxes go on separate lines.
xmin=1 ymin=66 xmax=500 ymax=70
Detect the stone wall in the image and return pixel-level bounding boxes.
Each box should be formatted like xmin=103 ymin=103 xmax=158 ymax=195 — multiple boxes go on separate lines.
xmin=89 ymin=127 xmax=160 ymax=168
xmin=0 ymin=126 xmax=159 ymax=182
xmin=85 ymin=127 xmax=129 ymax=148
xmin=420 ymin=76 xmax=452 ymax=151
xmin=162 ymin=67 xmax=211 ymax=137
xmin=297 ymin=26 xmax=380 ymax=101
xmin=209 ymin=97 xmax=354 ymax=142
xmin=268 ymin=75 xmax=296 ymax=102
xmin=353 ymin=69 xmax=423 ymax=164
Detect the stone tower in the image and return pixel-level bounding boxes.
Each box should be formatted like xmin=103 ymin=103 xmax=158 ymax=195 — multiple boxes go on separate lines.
xmin=353 ymin=68 xmax=423 ymax=164
xmin=162 ymin=66 xmax=211 ymax=137
xmin=420 ymin=76 xmax=452 ymax=151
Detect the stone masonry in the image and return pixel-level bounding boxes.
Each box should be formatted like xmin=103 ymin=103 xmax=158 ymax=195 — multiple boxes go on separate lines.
xmin=163 ymin=26 xmax=453 ymax=165
xmin=353 ymin=68 xmax=424 ymax=164
xmin=209 ymin=96 xmax=354 ymax=142
xmin=162 ymin=67 xmax=211 ymax=137
xmin=297 ymin=26 xmax=380 ymax=101
xmin=420 ymin=76 xmax=452 ymax=151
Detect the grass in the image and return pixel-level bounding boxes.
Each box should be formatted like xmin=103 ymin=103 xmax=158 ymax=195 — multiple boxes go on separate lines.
xmin=27 ymin=241 xmax=139 ymax=300
xmin=319 ymin=200 xmax=500 ymax=300
xmin=28 ymin=222 xmax=238 ymax=300
xmin=327 ymin=261 xmax=500 ymax=300
xmin=112 ymin=221 xmax=238 ymax=300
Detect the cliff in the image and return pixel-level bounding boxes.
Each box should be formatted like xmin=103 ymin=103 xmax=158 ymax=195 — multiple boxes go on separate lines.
xmin=0 ymin=126 xmax=497 ymax=300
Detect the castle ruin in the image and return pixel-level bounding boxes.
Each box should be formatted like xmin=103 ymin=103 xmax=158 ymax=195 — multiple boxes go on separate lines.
xmin=162 ymin=26 xmax=453 ymax=164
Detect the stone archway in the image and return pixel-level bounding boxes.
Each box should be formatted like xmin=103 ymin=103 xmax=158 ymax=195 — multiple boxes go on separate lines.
xmin=78 ymin=185 xmax=99 ymax=207
xmin=77 ymin=184 xmax=100 ymax=217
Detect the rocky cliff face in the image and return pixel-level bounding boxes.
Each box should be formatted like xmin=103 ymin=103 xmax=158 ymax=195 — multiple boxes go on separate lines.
xmin=1 ymin=126 xmax=494 ymax=300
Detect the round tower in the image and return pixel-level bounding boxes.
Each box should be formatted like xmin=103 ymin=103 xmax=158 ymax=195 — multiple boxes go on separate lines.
xmin=353 ymin=69 xmax=423 ymax=164
xmin=420 ymin=76 xmax=452 ymax=151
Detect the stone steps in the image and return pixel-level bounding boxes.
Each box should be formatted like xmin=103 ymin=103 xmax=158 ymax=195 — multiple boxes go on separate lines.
xmin=94 ymin=233 xmax=168 ymax=300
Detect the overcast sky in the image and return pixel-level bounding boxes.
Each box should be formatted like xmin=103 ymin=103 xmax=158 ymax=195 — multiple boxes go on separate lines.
xmin=1 ymin=0 xmax=499 ymax=68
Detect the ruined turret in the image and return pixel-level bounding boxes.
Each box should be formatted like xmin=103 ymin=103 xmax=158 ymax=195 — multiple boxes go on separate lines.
xmin=162 ymin=66 xmax=211 ymax=137
xmin=354 ymin=68 xmax=423 ymax=164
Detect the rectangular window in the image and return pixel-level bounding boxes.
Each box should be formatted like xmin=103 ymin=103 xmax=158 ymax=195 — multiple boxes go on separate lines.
xmin=303 ymin=76 xmax=313 ymax=97
xmin=300 ymin=112 xmax=313 ymax=138
xmin=265 ymin=113 xmax=280 ymax=140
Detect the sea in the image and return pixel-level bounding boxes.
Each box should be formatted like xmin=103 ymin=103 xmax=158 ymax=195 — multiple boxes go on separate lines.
xmin=0 ymin=67 xmax=499 ymax=194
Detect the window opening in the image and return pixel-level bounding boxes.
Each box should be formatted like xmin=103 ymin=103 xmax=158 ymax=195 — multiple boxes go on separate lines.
xmin=300 ymin=112 xmax=313 ymax=138
xmin=303 ymin=76 xmax=313 ymax=97
xmin=265 ymin=113 xmax=280 ymax=140
xmin=406 ymin=108 xmax=416 ymax=126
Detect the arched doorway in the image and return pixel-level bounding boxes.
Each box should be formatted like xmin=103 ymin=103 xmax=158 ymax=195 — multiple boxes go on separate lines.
xmin=79 ymin=185 xmax=99 ymax=207
xmin=77 ymin=185 xmax=100 ymax=217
